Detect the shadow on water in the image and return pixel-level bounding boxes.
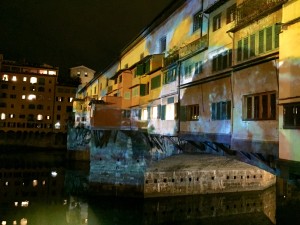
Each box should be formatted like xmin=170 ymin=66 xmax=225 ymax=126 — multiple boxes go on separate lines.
xmin=0 ymin=150 xmax=299 ymax=225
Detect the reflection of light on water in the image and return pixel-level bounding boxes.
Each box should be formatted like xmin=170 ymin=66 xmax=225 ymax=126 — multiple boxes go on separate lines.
xmin=21 ymin=201 xmax=29 ymax=207
xmin=20 ymin=218 xmax=27 ymax=225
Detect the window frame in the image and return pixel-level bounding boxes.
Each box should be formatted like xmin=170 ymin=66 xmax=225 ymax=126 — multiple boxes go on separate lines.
xmin=243 ymin=92 xmax=276 ymax=121
xmin=283 ymin=102 xmax=300 ymax=129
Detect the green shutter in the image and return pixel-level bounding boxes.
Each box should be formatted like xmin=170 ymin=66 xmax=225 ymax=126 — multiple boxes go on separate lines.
xmin=259 ymin=29 xmax=264 ymax=54
xmin=237 ymin=40 xmax=242 ymax=61
xmin=140 ymin=84 xmax=146 ymax=96
xmin=145 ymin=60 xmax=150 ymax=74
xmin=157 ymin=104 xmax=161 ymax=119
xmin=275 ymin=24 xmax=280 ymax=48
xmin=250 ymin=34 xmax=256 ymax=57
xmin=138 ymin=109 xmax=142 ymax=120
xmin=161 ymin=105 xmax=166 ymax=120
xmin=136 ymin=64 xmax=144 ymax=75
xmin=180 ymin=106 xmax=186 ymax=121
xmin=226 ymin=101 xmax=231 ymax=120
xmin=211 ymin=103 xmax=216 ymax=120
xmin=266 ymin=26 xmax=273 ymax=51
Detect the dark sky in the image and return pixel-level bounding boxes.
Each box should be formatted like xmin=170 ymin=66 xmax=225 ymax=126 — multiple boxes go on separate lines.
xmin=0 ymin=0 xmax=173 ymax=75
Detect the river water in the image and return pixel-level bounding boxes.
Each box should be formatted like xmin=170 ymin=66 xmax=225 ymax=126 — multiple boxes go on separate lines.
xmin=0 ymin=150 xmax=299 ymax=225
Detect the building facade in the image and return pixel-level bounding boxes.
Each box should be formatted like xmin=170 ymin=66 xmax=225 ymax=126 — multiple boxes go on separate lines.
xmin=0 ymin=54 xmax=78 ymax=147
xmin=72 ymin=0 xmax=299 ymax=167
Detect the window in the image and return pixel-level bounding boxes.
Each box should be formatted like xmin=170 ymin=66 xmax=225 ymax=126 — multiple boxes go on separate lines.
xmin=38 ymin=78 xmax=45 ymax=85
xmin=12 ymin=76 xmax=17 ymax=81
xmin=30 ymin=77 xmax=37 ymax=84
xmin=66 ymin=106 xmax=72 ymax=112
xmin=243 ymin=92 xmax=276 ymax=120
xmin=1 ymin=113 xmax=6 ymax=120
xmin=193 ymin=11 xmax=202 ymax=32
xmin=28 ymin=104 xmax=35 ymax=109
xmin=213 ymin=13 xmax=221 ymax=31
xmin=195 ymin=61 xmax=203 ymax=75
xmin=141 ymin=108 xmax=148 ymax=121
xmin=22 ymin=95 xmax=26 ymax=99
xmin=23 ymin=77 xmax=27 ymax=82
xmin=166 ymin=104 xmax=175 ymax=120
xmin=160 ymin=36 xmax=167 ymax=52
xmin=283 ymin=103 xmax=300 ymax=129
xmin=184 ymin=65 xmax=193 ymax=78
xmin=140 ymin=83 xmax=149 ymax=96
xmin=2 ymin=74 xmax=9 ymax=81
xmin=28 ymin=94 xmax=36 ymax=100
xmin=57 ymin=105 xmax=61 ymax=111
xmin=237 ymin=24 xmax=280 ymax=62
xmin=226 ymin=4 xmax=236 ymax=24
xmin=152 ymin=106 xmax=158 ymax=119
xmin=211 ymin=101 xmax=231 ymax=120
xmin=151 ymin=75 xmax=161 ymax=90
xmin=212 ymin=50 xmax=232 ymax=72
xmin=37 ymin=114 xmax=43 ymax=120
xmin=38 ymin=87 xmax=45 ymax=92
xmin=163 ymin=67 xmax=176 ymax=84
xmin=181 ymin=105 xmax=200 ymax=121
xmin=37 ymin=104 xmax=43 ymax=110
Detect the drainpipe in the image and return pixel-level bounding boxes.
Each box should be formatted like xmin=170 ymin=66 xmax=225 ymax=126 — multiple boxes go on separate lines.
xmin=226 ymin=30 xmax=234 ymax=145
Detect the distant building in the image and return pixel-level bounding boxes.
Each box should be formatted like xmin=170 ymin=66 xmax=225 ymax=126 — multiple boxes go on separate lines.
xmin=0 ymin=54 xmax=78 ymax=147
xmin=70 ymin=65 xmax=95 ymax=90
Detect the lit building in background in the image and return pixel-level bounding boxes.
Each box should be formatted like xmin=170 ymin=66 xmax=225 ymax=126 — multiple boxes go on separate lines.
xmin=0 ymin=54 xmax=79 ymax=147
xmin=72 ymin=0 xmax=300 ymax=167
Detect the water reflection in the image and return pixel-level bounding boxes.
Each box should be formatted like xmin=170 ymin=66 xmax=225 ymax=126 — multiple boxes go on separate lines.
xmin=0 ymin=152 xmax=299 ymax=225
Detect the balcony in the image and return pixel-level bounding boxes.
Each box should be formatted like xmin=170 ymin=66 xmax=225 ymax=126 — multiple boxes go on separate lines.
xmin=179 ymin=35 xmax=208 ymax=59
xmin=233 ymin=0 xmax=287 ymax=31
xmin=164 ymin=50 xmax=179 ymax=68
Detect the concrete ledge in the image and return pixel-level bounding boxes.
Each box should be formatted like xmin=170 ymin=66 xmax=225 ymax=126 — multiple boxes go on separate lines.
xmin=144 ymin=154 xmax=276 ymax=197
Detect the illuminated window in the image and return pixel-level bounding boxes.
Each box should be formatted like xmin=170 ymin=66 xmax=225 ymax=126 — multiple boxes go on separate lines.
xmin=2 ymin=221 xmax=6 ymax=225
xmin=46 ymin=115 xmax=51 ymax=120
xmin=32 ymin=180 xmax=38 ymax=187
xmin=243 ymin=92 xmax=276 ymax=120
xmin=28 ymin=94 xmax=36 ymax=100
xmin=39 ymin=69 xmax=47 ymax=74
xmin=9 ymin=114 xmax=15 ymax=119
xmin=77 ymin=72 xmax=80 ymax=77
xmin=54 ymin=122 xmax=60 ymax=129
xmin=49 ymin=70 xmax=56 ymax=75
xmin=152 ymin=106 xmax=158 ymax=119
xmin=13 ymin=221 xmax=17 ymax=225
xmin=141 ymin=108 xmax=148 ymax=121
xmin=56 ymin=97 xmax=63 ymax=102
xmin=12 ymin=76 xmax=17 ymax=81
xmin=37 ymin=114 xmax=43 ymax=120
xmin=22 ymin=95 xmax=26 ymax=99
xmin=84 ymin=72 xmax=88 ymax=77
xmin=213 ymin=13 xmax=221 ymax=31
xmin=1 ymin=113 xmax=5 ymax=120
xmin=211 ymin=101 xmax=231 ymax=120
xmin=21 ymin=201 xmax=29 ymax=207
xmin=283 ymin=102 xmax=300 ymax=129
xmin=195 ymin=61 xmax=203 ymax=75
xmin=2 ymin=74 xmax=8 ymax=81
xmin=30 ymin=77 xmax=37 ymax=84
xmin=23 ymin=77 xmax=27 ymax=81
xmin=14 ymin=202 xmax=18 ymax=207
xmin=166 ymin=104 xmax=175 ymax=120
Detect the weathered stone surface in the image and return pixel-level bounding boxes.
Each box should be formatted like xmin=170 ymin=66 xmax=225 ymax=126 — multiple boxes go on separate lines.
xmin=144 ymin=154 xmax=276 ymax=197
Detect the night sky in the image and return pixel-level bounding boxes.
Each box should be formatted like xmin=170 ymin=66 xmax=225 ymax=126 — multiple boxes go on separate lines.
xmin=0 ymin=0 xmax=173 ymax=75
